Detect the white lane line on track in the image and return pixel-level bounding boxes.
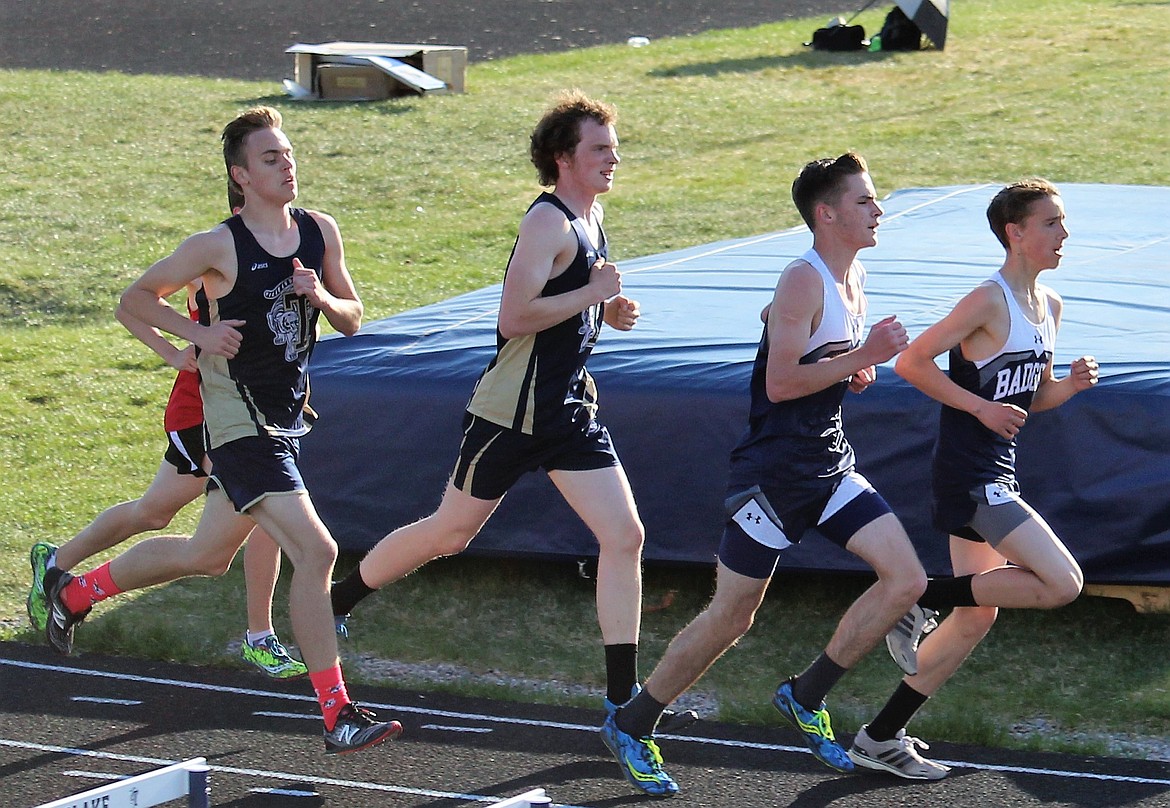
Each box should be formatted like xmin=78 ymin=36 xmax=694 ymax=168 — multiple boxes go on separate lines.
xmin=256 ymin=710 xmax=496 ymax=734
xmin=421 ymin=724 xmax=495 ymax=733
xmin=6 ymin=656 xmax=1170 ymax=787
xmin=0 ymin=738 xmax=590 ymax=807
xmin=62 ymin=770 xmax=125 ymax=781
xmin=71 ymin=696 xmax=142 ymax=705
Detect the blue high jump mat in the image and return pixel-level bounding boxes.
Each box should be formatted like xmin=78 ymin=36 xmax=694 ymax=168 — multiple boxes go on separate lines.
xmin=301 ymin=184 xmax=1170 ymax=584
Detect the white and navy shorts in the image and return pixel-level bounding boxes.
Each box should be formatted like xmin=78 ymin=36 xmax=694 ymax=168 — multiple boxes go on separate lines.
xmin=718 ymin=471 xmax=892 ymax=579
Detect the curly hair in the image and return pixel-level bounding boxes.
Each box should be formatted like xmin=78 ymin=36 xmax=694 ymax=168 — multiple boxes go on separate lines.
xmin=529 ymin=90 xmax=617 ymax=187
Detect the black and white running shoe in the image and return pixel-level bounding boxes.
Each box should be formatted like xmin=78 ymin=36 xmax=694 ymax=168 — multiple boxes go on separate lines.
xmin=324 ymin=704 xmax=403 ymax=754
xmin=44 ymin=568 xmax=90 ymax=656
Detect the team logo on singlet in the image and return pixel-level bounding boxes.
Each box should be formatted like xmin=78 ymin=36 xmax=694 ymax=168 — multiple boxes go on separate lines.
xmin=578 ymin=304 xmax=601 ymax=353
xmin=264 ymin=278 xmax=313 ymax=362
xmin=992 ymin=360 xmax=1046 ymax=400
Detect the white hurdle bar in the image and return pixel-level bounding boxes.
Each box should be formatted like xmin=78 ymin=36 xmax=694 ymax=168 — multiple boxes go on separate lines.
xmin=490 ymin=787 xmax=552 ymax=807
xmin=37 ymin=757 xmax=211 ymax=808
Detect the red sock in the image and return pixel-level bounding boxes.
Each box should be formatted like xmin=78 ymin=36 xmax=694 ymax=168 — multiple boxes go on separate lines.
xmin=62 ymin=562 xmax=123 ymax=613
xmin=309 ymin=664 xmax=351 ymax=730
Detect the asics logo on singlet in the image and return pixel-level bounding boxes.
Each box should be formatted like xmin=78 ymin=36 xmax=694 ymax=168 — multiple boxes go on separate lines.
xmin=993 ymin=361 xmax=1045 ymax=400
xmin=250 ymin=262 xmax=269 ymax=271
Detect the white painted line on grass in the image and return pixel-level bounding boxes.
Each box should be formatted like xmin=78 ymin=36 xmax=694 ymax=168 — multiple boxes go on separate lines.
xmin=6 ymin=656 xmax=1170 ymax=787
xmin=250 ymin=787 xmax=319 ymax=797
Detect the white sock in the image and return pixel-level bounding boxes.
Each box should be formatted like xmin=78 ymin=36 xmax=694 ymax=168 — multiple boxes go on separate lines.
xmin=246 ymin=629 xmax=275 ymax=646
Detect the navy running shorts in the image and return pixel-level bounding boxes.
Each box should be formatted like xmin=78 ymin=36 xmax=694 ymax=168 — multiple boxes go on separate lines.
xmin=206 ymin=435 xmax=305 ymax=513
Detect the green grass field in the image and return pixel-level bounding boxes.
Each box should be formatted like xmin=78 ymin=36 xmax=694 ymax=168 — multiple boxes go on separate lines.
xmin=2 ymin=0 xmax=1169 ymax=758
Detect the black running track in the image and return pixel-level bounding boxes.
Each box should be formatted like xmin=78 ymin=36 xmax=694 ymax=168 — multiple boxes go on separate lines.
xmin=4 ymin=642 xmax=1169 ymax=807
xmin=3 ymin=0 xmax=850 ymax=80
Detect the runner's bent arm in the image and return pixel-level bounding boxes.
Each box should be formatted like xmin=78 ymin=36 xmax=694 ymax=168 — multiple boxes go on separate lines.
xmin=895 ymin=284 xmax=1025 ymax=439
xmin=118 ymin=227 xmax=244 ymax=359
xmin=1028 ymin=295 xmax=1099 ymax=411
xmin=498 ymin=203 xmax=618 ymax=339
xmin=764 ymin=261 xmax=903 ymax=402
xmin=297 ymin=211 xmax=362 ymax=336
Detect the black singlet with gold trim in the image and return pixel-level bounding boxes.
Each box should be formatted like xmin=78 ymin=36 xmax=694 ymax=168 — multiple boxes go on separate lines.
xmin=197 ymin=208 xmax=325 ymax=449
xmin=466 ymin=192 xmax=607 ymax=435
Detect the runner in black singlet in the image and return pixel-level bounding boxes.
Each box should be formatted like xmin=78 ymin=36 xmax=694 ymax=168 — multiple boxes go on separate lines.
xmin=326 ymin=93 xmax=696 ymax=794
xmin=43 ymin=106 xmax=402 ymax=755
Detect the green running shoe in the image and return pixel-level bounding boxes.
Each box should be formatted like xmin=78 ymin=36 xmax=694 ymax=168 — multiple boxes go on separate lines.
xmin=241 ymin=634 xmax=309 ymax=679
xmin=27 ymin=542 xmax=58 ymax=632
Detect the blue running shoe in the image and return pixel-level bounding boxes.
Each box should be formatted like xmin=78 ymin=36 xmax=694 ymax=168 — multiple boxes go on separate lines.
xmin=604 ymin=684 xmax=700 ymax=735
xmin=27 ymin=542 xmax=58 ymax=632
xmin=599 ymin=712 xmax=679 ymax=797
xmin=772 ymin=678 xmax=854 ymax=772
xmin=334 ymin=614 xmax=350 ymax=639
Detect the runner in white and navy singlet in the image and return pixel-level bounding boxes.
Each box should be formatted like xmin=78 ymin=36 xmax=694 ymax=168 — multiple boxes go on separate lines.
xmin=612 ymin=155 xmax=927 ymax=787
xmin=728 ymin=247 xmax=864 ymax=499
xmin=932 ymin=271 xmax=1056 ymax=537
xmin=858 ymin=180 xmax=1097 ymax=780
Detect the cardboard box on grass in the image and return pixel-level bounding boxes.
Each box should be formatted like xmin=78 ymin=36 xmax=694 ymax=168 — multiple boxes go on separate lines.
xmin=285 ymin=42 xmax=467 ymax=100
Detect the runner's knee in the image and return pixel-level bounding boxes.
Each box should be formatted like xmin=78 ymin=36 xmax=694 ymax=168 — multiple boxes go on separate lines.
xmin=950 ymin=604 xmax=999 ymax=641
xmin=1042 ymin=569 xmax=1083 ymax=608
xmin=597 ymin=520 xmax=645 ymax=559
xmin=131 ymin=500 xmax=182 ymax=532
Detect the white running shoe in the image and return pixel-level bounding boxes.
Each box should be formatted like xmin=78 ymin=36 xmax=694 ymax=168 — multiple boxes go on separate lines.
xmin=848 ymin=724 xmax=950 ymax=780
xmin=885 ymin=604 xmax=938 ymax=675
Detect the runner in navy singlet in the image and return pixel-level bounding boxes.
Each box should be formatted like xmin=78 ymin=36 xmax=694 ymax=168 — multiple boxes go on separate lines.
xmin=854 ymin=179 xmax=1099 ymax=780
xmin=606 ymin=154 xmax=931 ymax=792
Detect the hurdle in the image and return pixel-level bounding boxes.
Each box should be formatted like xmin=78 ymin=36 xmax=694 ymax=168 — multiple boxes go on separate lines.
xmin=489 ymin=787 xmax=552 ymax=807
xmin=37 ymin=757 xmax=210 ymax=808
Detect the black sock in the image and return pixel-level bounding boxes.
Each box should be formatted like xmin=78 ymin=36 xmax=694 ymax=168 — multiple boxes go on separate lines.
xmin=330 ymin=565 xmax=377 ymax=616
xmin=616 ymin=687 xmax=666 ymax=739
xmin=605 ymin=643 xmax=639 ymax=705
xmin=919 ymin=574 xmax=977 ymax=610
xmin=791 ymin=652 xmax=848 ymax=710
xmin=866 ymin=682 xmax=929 ymax=741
